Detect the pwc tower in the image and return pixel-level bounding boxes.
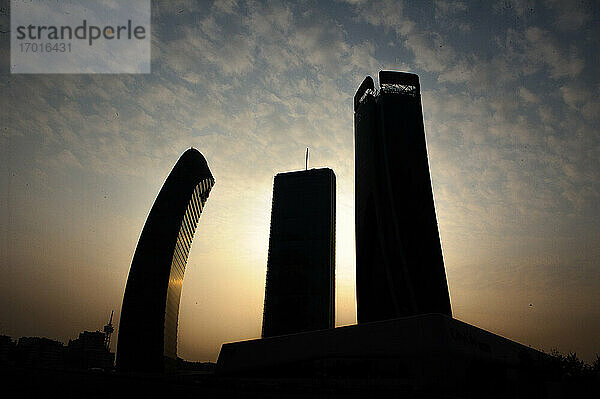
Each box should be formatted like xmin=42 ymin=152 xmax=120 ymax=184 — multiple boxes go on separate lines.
xmin=354 ymin=71 xmax=451 ymax=324
xmin=117 ymin=149 xmax=214 ymax=372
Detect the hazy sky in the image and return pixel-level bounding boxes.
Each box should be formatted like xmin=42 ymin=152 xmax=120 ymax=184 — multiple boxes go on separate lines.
xmin=1 ymin=0 xmax=599 ymax=362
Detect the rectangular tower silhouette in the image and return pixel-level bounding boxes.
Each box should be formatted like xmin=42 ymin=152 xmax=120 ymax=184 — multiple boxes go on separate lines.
xmin=262 ymin=168 xmax=336 ymax=338
xmin=354 ymin=71 xmax=452 ymax=324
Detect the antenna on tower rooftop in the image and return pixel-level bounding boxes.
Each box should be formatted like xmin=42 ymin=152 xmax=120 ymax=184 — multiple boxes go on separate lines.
xmin=305 ymin=147 xmax=309 ymax=170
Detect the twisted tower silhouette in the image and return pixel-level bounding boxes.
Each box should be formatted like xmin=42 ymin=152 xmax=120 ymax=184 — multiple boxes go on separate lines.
xmin=354 ymin=71 xmax=451 ymax=323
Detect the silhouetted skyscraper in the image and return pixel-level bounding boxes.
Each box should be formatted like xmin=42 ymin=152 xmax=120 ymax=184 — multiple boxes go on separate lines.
xmin=117 ymin=149 xmax=214 ymax=372
xmin=262 ymin=168 xmax=336 ymax=338
xmin=354 ymin=71 xmax=452 ymax=324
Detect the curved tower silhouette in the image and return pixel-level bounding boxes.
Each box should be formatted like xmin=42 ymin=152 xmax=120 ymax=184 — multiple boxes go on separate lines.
xmin=116 ymin=149 xmax=214 ymax=372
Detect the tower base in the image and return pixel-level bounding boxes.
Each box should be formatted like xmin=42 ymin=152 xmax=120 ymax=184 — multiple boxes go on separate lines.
xmin=217 ymin=314 xmax=554 ymax=395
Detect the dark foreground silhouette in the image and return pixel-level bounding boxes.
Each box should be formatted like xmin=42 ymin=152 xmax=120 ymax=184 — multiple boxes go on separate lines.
xmin=2 ymin=353 xmax=599 ymax=399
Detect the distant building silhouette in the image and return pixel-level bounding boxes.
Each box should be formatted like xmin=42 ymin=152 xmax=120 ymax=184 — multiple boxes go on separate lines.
xmin=262 ymin=168 xmax=336 ymax=338
xmin=103 ymin=310 xmax=114 ymax=350
xmin=15 ymin=337 xmax=64 ymax=369
xmin=1 ymin=322 xmax=115 ymax=371
xmin=354 ymin=71 xmax=452 ymax=323
xmin=66 ymin=331 xmax=114 ymax=370
xmin=0 ymin=335 xmax=16 ymax=366
xmin=117 ymin=149 xmax=215 ymax=372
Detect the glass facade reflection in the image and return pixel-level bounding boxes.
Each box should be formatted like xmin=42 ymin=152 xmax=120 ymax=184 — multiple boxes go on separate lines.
xmin=117 ymin=149 xmax=214 ymax=372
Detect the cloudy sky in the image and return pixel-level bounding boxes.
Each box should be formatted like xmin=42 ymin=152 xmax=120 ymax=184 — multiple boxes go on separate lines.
xmin=1 ymin=0 xmax=599 ymax=362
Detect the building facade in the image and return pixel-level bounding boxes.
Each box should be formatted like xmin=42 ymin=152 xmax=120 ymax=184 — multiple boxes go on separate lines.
xmin=14 ymin=337 xmax=64 ymax=369
xmin=262 ymin=168 xmax=336 ymax=338
xmin=67 ymin=331 xmax=114 ymax=370
xmin=354 ymin=71 xmax=452 ymax=324
xmin=117 ymin=148 xmax=214 ymax=372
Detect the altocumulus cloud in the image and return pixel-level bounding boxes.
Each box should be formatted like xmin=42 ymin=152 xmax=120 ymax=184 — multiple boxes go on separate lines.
xmin=1 ymin=0 xmax=599 ymax=362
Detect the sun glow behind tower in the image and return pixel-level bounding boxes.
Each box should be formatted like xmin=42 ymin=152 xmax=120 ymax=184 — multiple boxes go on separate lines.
xmin=261 ymin=168 xmax=336 ymax=338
